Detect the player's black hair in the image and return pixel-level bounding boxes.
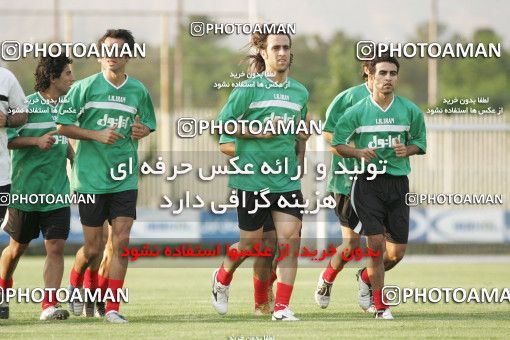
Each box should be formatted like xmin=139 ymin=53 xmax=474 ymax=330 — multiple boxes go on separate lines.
xmin=98 ymin=29 xmax=135 ymax=52
xmin=244 ymin=31 xmax=293 ymax=74
xmin=362 ymin=60 xmax=370 ymax=80
xmin=34 ymin=54 xmax=72 ymax=92
xmin=368 ymin=52 xmax=400 ymax=74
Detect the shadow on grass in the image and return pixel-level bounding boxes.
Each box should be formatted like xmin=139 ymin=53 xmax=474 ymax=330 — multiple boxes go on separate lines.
xmin=2 ymin=310 xmax=509 ymax=327
xmin=133 ymin=310 xmax=510 ymax=324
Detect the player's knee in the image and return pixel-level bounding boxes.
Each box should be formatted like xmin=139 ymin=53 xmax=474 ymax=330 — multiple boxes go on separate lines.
xmin=47 ymin=248 xmax=64 ymax=259
xmin=239 ymin=237 xmax=261 ymax=251
xmin=45 ymin=241 xmax=64 ymax=258
xmin=384 ymin=255 xmax=401 ymax=270
xmin=261 ymin=237 xmax=277 ymax=252
xmin=83 ymin=244 xmax=102 ymax=260
xmin=343 ymin=237 xmax=360 ymax=253
xmin=10 ymin=242 xmax=28 ymax=258
xmin=349 ymin=235 xmax=361 ymax=246
xmin=387 ymin=250 xmax=405 ymax=264
xmin=112 ymin=229 xmax=131 ymax=246
xmin=253 ymin=256 xmax=273 ymax=274
xmin=277 ymin=228 xmax=301 ymax=240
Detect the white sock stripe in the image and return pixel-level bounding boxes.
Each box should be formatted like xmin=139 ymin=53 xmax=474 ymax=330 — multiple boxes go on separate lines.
xmin=0 ymin=208 xmax=8 ymax=230
xmin=350 ymin=177 xmax=362 ymax=234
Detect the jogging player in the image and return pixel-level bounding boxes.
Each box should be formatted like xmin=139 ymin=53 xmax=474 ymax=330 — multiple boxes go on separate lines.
xmin=219 ymin=134 xmax=278 ymax=315
xmin=57 ymin=29 xmax=156 ymax=323
xmin=314 ymin=61 xmax=376 ymax=311
xmin=332 ymin=53 xmax=426 ymax=319
xmin=0 ymin=54 xmax=74 ymax=320
xmin=211 ymin=31 xmax=310 ymax=321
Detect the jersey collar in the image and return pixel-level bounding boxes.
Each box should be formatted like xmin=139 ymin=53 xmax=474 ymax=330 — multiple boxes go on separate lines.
xmin=102 ymin=71 xmax=129 ymax=90
xmin=370 ymin=93 xmax=394 ymax=113
xmin=37 ymin=91 xmax=61 ymax=110
xmin=364 ymin=82 xmax=372 ymax=94
xmin=264 ymin=74 xmax=290 ymax=88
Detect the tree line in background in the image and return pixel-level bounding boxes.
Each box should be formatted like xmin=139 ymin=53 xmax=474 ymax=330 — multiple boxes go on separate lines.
xmin=6 ymin=16 xmax=509 ymax=119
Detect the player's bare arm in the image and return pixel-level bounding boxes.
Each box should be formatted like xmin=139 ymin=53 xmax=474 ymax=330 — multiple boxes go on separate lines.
xmin=393 ymin=143 xmax=421 ymax=158
xmin=297 ymin=114 xmax=311 ymax=141
xmin=296 ymin=139 xmax=306 ymax=179
xmin=219 ymin=142 xmax=235 ymax=157
xmin=57 ymin=124 xmax=125 ymax=145
xmin=67 ymin=143 xmax=75 ymax=165
xmin=0 ymin=110 xmax=28 ymax=128
xmin=8 ymin=130 xmax=57 ymax=151
xmin=323 ymin=132 xmax=342 ymax=156
xmin=323 ymin=131 xmax=333 ymax=144
xmin=0 ymin=111 xmax=6 ymax=127
xmin=335 ymin=144 xmax=377 ymax=162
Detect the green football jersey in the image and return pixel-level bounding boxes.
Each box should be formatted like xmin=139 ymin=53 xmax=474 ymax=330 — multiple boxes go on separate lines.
xmin=332 ymin=95 xmax=426 ymax=176
xmin=57 ymin=72 xmax=156 ymax=194
xmin=324 ymin=83 xmax=370 ymax=195
xmin=8 ymin=92 xmax=70 ymax=212
xmin=217 ymin=75 xmax=309 ymax=193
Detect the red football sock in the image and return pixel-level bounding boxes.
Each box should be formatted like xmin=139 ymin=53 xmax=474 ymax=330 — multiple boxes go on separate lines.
xmin=361 ymin=268 xmax=370 ymax=285
xmin=0 ymin=276 xmax=13 ymax=289
xmin=269 ymin=271 xmax=277 ymax=286
xmin=274 ymin=282 xmax=293 ymax=312
xmin=322 ymin=261 xmax=341 ymax=283
xmin=70 ymin=267 xmax=84 ymax=288
xmin=42 ymin=289 xmax=58 ymax=310
xmin=105 ymin=278 xmax=124 ymax=313
xmin=83 ymin=268 xmax=98 ymax=290
xmin=217 ymin=263 xmax=234 ymax=286
xmin=98 ymin=273 xmax=109 ymax=295
xmin=373 ymin=290 xmax=389 ymax=310
xmin=253 ymin=276 xmax=270 ymax=307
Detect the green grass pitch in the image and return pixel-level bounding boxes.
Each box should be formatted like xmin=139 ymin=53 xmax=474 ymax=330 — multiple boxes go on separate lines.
xmin=1 ymin=257 xmax=510 ymax=339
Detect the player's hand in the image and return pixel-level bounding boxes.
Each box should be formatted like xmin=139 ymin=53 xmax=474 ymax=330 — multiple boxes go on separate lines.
xmin=355 ymin=148 xmax=377 ymax=162
xmin=393 ymin=143 xmax=408 ymax=157
xmin=37 ymin=130 xmax=57 ymax=150
xmin=0 ymin=111 xmax=7 ymax=127
xmin=95 ymin=125 xmax=125 ymax=144
xmin=256 ymin=117 xmax=281 ymax=139
xmin=131 ymin=115 xmax=150 ymax=140
xmin=297 ymin=115 xmax=312 ymax=141
xmin=393 ymin=136 xmax=408 ymax=157
xmin=298 ymin=154 xmax=305 ymax=179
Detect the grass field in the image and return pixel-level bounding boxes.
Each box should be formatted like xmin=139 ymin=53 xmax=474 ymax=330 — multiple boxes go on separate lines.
xmin=1 ymin=256 xmax=510 ymax=339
